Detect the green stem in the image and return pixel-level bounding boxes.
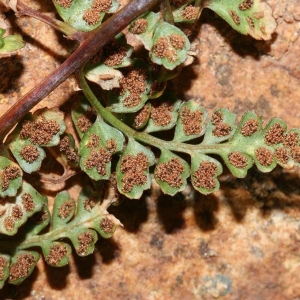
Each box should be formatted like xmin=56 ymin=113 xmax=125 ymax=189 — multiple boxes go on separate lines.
xmin=79 ymin=73 xmax=225 ymax=156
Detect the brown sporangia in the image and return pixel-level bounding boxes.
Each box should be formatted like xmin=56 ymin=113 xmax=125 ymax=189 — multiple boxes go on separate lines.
xmin=120 ymin=153 xmax=149 ymax=192
xmin=134 ymin=105 xmax=150 ymax=128
xmin=228 ymin=152 xmax=248 ymax=168
xmin=23 ymin=117 xmax=60 ymax=145
xmin=119 ymin=68 xmax=147 ymax=107
xmin=86 ymin=134 xmax=100 ymax=148
xmin=4 ymin=216 xmax=15 ymax=232
xmin=45 ymin=244 xmax=68 ymax=266
xmin=58 ymin=200 xmax=74 ymax=219
xmin=56 ymin=0 xmax=73 ymax=8
xmin=264 ymin=123 xmax=284 ymax=145
xmin=275 ymin=147 xmax=290 ymax=164
xmin=83 ymin=0 xmax=112 ymax=25
xmin=106 ymin=139 xmax=117 ymax=153
xmin=150 ymin=101 xmax=174 ymax=127
xmin=192 ymin=161 xmax=218 ymax=190
xmin=211 ymin=111 xmax=223 ymax=125
xmin=169 ymin=34 xmax=186 ymax=50
xmin=20 ymin=120 xmax=32 ymax=139
xmin=77 ymin=116 xmax=92 ymax=133
xmin=130 ymin=18 xmax=148 ymax=34
xmin=1 ymin=166 xmax=21 ymax=191
xmin=240 ymin=119 xmax=259 ymax=137
xmin=9 ymin=254 xmax=35 ymax=282
xmin=180 ymin=106 xmax=203 ymax=135
xmin=213 ymin=122 xmax=232 ymax=137
xmin=153 ymin=37 xmax=177 ymax=62
xmin=100 ymin=217 xmax=114 ymax=234
xmin=283 ymin=132 xmax=299 ymax=148
xmin=85 ymin=148 xmax=112 ymax=175
xmin=155 ymin=158 xmax=184 ymax=188
xmin=181 ymin=5 xmax=200 ymax=20
xmin=0 ymin=256 xmax=7 ymax=281
xmin=291 ymin=146 xmax=300 ymax=164
xmin=59 ymin=136 xmax=79 ymax=163
xmin=229 ymin=10 xmax=241 ymax=25
xmin=255 ymin=147 xmax=274 ymax=166
xmin=83 ymin=198 xmax=96 ymax=212
xmin=246 ymin=16 xmax=255 ymax=31
xmin=78 ymin=232 xmax=94 ymax=255
xmin=20 ymin=145 xmax=40 ymax=163
xmin=21 ymin=193 xmax=35 ymax=212
xmin=102 ymin=39 xmax=127 ymax=67
xmin=239 ymin=0 xmax=254 ymax=10
xmin=12 ymin=205 xmax=23 ymax=220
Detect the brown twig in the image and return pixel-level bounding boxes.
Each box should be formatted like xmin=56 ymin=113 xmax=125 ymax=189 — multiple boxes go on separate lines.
xmin=0 ymin=0 xmax=162 ymax=142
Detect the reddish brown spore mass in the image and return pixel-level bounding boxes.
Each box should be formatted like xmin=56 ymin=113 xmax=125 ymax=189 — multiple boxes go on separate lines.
xmin=4 ymin=216 xmax=14 ymax=232
xmin=58 ymin=200 xmax=74 ymax=219
xmin=78 ymin=232 xmax=94 ymax=255
xmin=153 ymin=37 xmax=178 ymax=62
xmin=241 ymin=119 xmax=259 ymax=137
xmin=1 ymin=165 xmax=21 ymax=191
xmin=9 ymin=254 xmax=35 ymax=282
xmin=151 ymin=101 xmax=174 ymax=127
xmin=12 ymin=205 xmax=23 ymax=220
xmin=120 ymin=153 xmax=149 ymax=192
xmin=239 ymin=0 xmax=254 ymax=10
xmin=85 ymin=148 xmax=112 ymax=176
xmin=181 ymin=5 xmax=199 ymax=20
xmin=22 ymin=193 xmax=35 ymax=212
xmin=45 ymin=244 xmax=68 ymax=266
xmin=100 ymin=217 xmax=115 ymax=234
xmin=119 ymin=68 xmax=147 ymax=107
xmin=155 ymin=158 xmax=184 ymax=188
xmin=229 ymin=10 xmax=241 ymax=25
xmin=21 ymin=117 xmax=60 ymax=145
xmin=275 ymin=147 xmax=290 ymax=164
xmin=83 ymin=198 xmax=96 ymax=212
xmin=255 ymin=147 xmax=274 ymax=166
xmin=169 ymin=34 xmax=186 ymax=50
xmin=59 ymin=136 xmax=79 ymax=163
xmin=56 ymin=0 xmax=73 ymax=8
xmin=20 ymin=145 xmax=39 ymax=163
xmin=106 ymin=139 xmax=117 ymax=153
xmin=86 ymin=134 xmax=100 ymax=148
xmin=134 ymin=105 xmax=150 ymax=128
xmin=0 ymin=256 xmax=7 ymax=280
xmin=131 ymin=18 xmax=148 ymax=34
xmin=264 ymin=123 xmax=284 ymax=145
xmin=228 ymin=152 xmax=248 ymax=168
xmin=192 ymin=161 xmax=218 ymax=190
xmin=83 ymin=0 xmax=112 ymax=25
xmin=283 ymin=132 xmax=299 ymax=148
xmin=291 ymin=146 xmax=300 ymax=164
xmin=180 ymin=106 xmax=203 ymax=135
xmin=102 ymin=39 xmax=127 ymax=67
xmin=211 ymin=111 xmax=223 ymax=125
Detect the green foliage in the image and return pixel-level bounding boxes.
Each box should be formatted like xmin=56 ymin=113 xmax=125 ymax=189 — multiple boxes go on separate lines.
xmin=0 ymin=27 xmax=25 ymax=55
xmin=0 ymin=0 xmax=281 ymax=290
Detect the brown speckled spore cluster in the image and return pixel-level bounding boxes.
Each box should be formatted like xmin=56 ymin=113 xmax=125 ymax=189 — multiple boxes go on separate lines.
xmin=192 ymin=161 xmax=218 ymax=190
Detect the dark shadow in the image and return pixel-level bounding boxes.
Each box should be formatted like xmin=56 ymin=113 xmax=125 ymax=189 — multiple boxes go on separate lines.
xmin=73 ymin=251 xmax=96 ymax=279
xmin=0 ymin=55 xmax=24 ymax=94
xmin=108 ymin=194 xmax=149 ymax=233
xmin=156 ymin=193 xmax=187 ymax=234
xmin=221 ymin=167 xmax=300 ymax=221
xmin=200 ymin=9 xmax=277 ymax=59
xmin=0 ymin=264 xmax=39 ymax=299
xmin=43 ymin=261 xmax=70 ymax=290
xmin=96 ymin=237 xmax=121 ymax=264
xmin=193 ymin=194 xmax=219 ymax=231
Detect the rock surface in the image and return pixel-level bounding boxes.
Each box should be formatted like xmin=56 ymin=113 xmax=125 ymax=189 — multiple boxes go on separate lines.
xmin=1 ymin=0 xmax=300 ymax=299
